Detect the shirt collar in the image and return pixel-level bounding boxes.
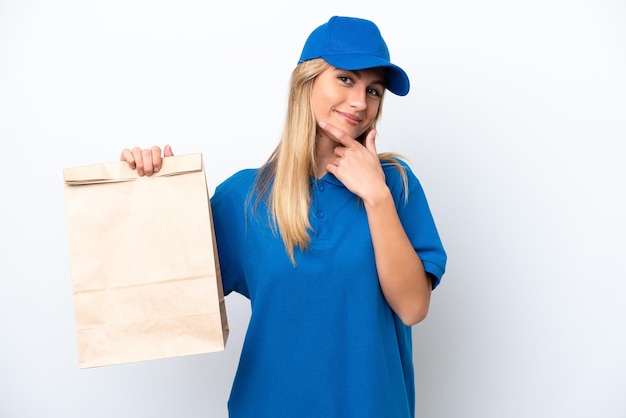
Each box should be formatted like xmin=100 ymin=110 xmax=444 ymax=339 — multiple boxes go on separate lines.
xmin=311 ymin=172 xmax=345 ymax=187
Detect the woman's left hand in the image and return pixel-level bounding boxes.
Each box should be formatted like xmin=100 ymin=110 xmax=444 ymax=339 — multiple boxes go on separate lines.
xmin=320 ymin=121 xmax=387 ymax=203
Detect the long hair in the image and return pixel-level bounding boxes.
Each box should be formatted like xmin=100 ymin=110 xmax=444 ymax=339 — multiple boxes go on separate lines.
xmin=252 ymin=58 xmax=407 ymax=264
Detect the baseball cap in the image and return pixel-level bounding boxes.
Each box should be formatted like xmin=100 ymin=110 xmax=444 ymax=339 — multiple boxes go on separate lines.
xmin=298 ymin=16 xmax=410 ymax=96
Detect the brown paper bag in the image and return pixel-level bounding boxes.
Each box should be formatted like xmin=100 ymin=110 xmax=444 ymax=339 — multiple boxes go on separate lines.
xmin=63 ymin=153 xmax=228 ymax=368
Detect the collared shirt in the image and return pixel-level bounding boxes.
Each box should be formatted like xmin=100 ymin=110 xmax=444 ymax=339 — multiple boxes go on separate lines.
xmin=210 ymin=159 xmax=446 ymax=418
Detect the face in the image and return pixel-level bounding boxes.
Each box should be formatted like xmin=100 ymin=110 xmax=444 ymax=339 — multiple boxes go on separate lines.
xmin=311 ymin=66 xmax=385 ymax=140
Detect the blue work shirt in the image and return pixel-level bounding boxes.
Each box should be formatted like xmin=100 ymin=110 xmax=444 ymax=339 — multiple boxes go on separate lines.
xmin=210 ymin=159 xmax=446 ymax=418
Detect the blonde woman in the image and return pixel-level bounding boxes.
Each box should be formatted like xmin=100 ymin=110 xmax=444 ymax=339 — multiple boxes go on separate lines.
xmin=121 ymin=16 xmax=446 ymax=418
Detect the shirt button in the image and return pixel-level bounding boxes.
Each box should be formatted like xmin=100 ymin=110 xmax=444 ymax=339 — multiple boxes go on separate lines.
xmin=316 ymin=210 xmax=324 ymax=218
xmin=318 ymin=184 xmax=325 ymax=192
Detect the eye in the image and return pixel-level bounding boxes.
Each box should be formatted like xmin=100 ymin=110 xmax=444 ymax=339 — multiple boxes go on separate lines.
xmin=367 ymin=87 xmax=382 ymax=97
xmin=338 ymin=75 xmax=353 ymax=85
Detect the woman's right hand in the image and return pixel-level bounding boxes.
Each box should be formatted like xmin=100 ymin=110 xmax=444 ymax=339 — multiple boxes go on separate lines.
xmin=120 ymin=144 xmax=174 ymax=176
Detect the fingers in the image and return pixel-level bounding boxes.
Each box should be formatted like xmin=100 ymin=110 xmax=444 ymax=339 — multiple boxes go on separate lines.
xmin=325 ymin=125 xmax=383 ymax=195
xmin=119 ymin=145 xmax=173 ymax=176
xmin=319 ymin=121 xmax=378 ymax=157
xmin=141 ymin=148 xmax=155 ymax=176
xmin=120 ymin=148 xmax=136 ymax=169
xmin=364 ymin=129 xmax=377 ymax=155
xmin=149 ymin=146 xmax=164 ymax=174
xmin=318 ymin=121 xmax=358 ymax=148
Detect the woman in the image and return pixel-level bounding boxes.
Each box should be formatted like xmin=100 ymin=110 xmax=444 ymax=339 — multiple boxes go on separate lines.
xmin=122 ymin=16 xmax=446 ymax=418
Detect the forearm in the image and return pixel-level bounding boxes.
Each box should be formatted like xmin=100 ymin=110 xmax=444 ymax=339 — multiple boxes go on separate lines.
xmin=363 ymin=186 xmax=432 ymax=326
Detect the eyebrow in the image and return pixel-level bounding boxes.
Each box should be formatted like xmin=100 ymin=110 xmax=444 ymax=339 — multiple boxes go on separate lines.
xmin=349 ymin=69 xmax=386 ymax=88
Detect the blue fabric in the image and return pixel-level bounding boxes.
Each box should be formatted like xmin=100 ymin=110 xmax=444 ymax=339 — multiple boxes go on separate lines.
xmin=210 ymin=160 xmax=446 ymax=418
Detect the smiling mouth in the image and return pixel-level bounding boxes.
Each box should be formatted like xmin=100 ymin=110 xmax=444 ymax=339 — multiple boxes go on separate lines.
xmin=338 ymin=111 xmax=361 ymax=125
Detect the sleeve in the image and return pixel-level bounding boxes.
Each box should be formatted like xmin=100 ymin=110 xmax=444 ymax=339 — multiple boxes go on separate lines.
xmin=384 ymin=160 xmax=447 ymax=289
xmin=210 ymin=176 xmax=250 ymax=298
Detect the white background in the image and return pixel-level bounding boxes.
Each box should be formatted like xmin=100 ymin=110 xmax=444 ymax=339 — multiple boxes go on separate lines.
xmin=1 ymin=1 xmax=625 ymax=417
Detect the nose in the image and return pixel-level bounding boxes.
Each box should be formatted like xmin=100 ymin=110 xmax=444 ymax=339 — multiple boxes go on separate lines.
xmin=348 ymin=88 xmax=368 ymax=111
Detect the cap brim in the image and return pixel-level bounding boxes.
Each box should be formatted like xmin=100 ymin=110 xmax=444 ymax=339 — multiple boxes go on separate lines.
xmin=321 ymin=54 xmax=410 ymax=96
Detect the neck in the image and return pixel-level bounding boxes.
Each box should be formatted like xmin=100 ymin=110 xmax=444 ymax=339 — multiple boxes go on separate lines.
xmin=314 ymin=131 xmax=337 ymax=179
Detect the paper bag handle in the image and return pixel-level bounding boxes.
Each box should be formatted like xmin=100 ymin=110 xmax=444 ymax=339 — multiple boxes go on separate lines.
xmin=63 ymin=153 xmax=203 ymax=185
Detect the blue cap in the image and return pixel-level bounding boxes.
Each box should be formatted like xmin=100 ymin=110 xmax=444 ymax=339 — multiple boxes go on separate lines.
xmin=298 ymin=16 xmax=410 ymax=96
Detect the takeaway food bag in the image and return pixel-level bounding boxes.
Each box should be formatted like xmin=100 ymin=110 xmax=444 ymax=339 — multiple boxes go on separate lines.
xmin=63 ymin=153 xmax=228 ymax=368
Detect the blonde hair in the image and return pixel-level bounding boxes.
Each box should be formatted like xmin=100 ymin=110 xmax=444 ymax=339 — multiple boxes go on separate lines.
xmin=252 ymin=58 xmax=408 ymax=263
